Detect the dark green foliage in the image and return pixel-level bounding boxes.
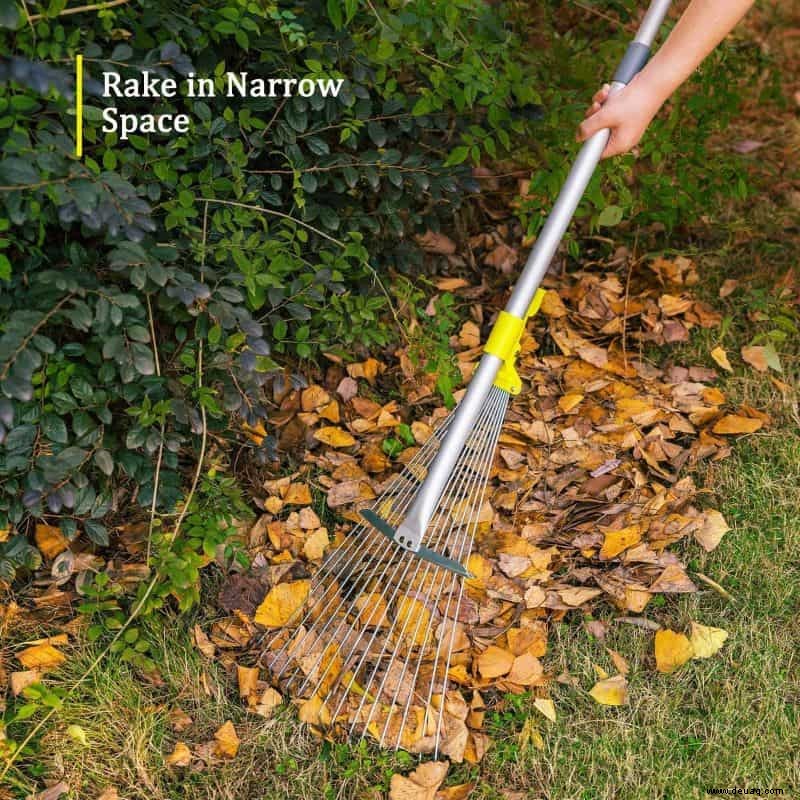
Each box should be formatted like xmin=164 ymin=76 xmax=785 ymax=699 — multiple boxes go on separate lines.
xmin=0 ymin=0 xmax=754 ymax=580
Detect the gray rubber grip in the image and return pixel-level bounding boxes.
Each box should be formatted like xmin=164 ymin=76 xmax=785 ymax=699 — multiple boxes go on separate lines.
xmin=613 ymin=42 xmax=651 ymax=84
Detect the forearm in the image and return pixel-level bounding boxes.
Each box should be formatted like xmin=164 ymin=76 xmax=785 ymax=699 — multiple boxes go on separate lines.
xmin=639 ymin=0 xmax=755 ymax=100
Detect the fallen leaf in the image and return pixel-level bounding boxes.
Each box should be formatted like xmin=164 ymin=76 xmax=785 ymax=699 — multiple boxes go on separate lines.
xmin=589 ymin=674 xmax=628 ymax=706
xmin=237 ymin=664 xmax=259 ymax=699
xmin=165 ymin=741 xmax=192 ymax=767
xmin=389 ymin=761 xmax=449 ymax=800
xmin=253 ymin=686 xmax=283 ymax=717
xmin=35 ymin=523 xmax=69 ymax=560
xmin=416 ymin=231 xmax=457 ymax=255
xmin=710 ymin=346 xmax=733 ymax=372
xmin=10 ymin=669 xmax=40 ymax=695
xmin=689 ymin=622 xmax=729 ymax=659
xmin=284 ymin=482 xmax=313 ymax=505
xmin=303 ymin=527 xmax=329 ymax=561
xmin=712 ymin=415 xmax=763 ymax=435
xmin=213 ymin=720 xmax=240 ymax=759
xmin=66 ymin=724 xmax=89 ymax=746
xmin=17 ymin=644 xmax=66 ymax=670
xmin=193 ymin=624 xmax=215 ymax=658
xmin=599 ymin=525 xmax=641 ymax=559
xmin=96 ymin=788 xmax=119 ymax=800
xmin=718 ymin=279 xmax=738 ymax=298
xmin=533 ymin=697 xmax=556 ymax=721
xmin=654 ymin=629 xmax=694 ymax=673
xmin=694 ymin=510 xmax=730 ymax=552
xmin=32 ymin=782 xmax=70 ymax=800
xmin=254 ymin=579 xmax=310 ymax=627
xmin=314 ymin=426 xmax=357 ymax=448
xmin=477 ymin=645 xmax=514 ymax=679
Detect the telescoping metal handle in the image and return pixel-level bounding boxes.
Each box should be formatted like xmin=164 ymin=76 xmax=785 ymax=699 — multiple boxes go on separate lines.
xmin=503 ymin=0 xmax=672 ymax=320
xmin=371 ymin=0 xmax=673 ymax=563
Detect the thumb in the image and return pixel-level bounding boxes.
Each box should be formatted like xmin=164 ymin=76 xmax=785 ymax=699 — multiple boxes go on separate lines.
xmin=577 ymin=107 xmax=613 ymax=142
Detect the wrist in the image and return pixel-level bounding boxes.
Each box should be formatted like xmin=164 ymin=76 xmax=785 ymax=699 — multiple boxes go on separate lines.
xmin=634 ymin=57 xmax=682 ymax=106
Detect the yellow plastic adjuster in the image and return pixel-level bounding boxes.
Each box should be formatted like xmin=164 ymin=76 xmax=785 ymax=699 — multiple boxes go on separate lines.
xmin=484 ymin=288 xmax=547 ymax=395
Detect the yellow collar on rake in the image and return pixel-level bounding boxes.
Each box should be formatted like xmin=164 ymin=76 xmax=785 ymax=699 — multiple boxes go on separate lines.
xmin=483 ymin=288 xmax=547 ymax=395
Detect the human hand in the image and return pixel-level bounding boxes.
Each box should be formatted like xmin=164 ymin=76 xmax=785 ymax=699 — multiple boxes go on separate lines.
xmin=576 ymin=75 xmax=665 ymax=158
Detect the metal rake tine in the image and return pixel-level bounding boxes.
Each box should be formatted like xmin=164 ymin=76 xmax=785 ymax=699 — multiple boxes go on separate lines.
xmin=264 ymin=412 xmax=455 ymax=673
xmin=426 ymin=390 xmax=510 ymax=758
xmin=277 ymin=423 xmax=457 ymax=688
xmin=375 ymin=391 xmax=506 ymax=749
xmin=347 ymin=395 xmax=503 ymax=744
xmin=324 ymin=398 xmax=504 ymax=730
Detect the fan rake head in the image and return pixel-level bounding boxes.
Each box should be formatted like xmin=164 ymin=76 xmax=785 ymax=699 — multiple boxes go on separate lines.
xmin=261 ymin=385 xmax=510 ymax=754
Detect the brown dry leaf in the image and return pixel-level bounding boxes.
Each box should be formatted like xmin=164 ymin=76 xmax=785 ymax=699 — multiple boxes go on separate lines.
xmin=695 ymin=510 xmax=730 ymax=552
xmin=710 ymin=346 xmax=733 ymax=372
xmin=654 ymin=629 xmax=694 ymax=673
xmin=416 ymin=231 xmax=457 ymax=255
xmin=165 ymin=741 xmax=192 ymax=767
xmin=477 ymin=645 xmax=514 ymax=679
xmin=96 ymin=788 xmax=120 ymax=800
xmin=193 ymin=624 xmax=215 ymax=658
xmin=237 ymin=664 xmax=259 ymax=699
xmin=689 ymin=622 xmax=729 ymax=659
xmin=559 ymin=587 xmax=603 ymax=606
xmin=17 ymin=644 xmax=66 ymax=670
xmin=712 ymin=415 xmax=763 ymax=435
xmin=741 ymin=345 xmax=768 ymax=373
xmin=589 ymin=674 xmax=629 ymax=706
xmin=213 ymin=720 xmax=240 ymax=759
xmin=389 ymin=761 xmax=449 ymax=800
xmin=314 ymin=426 xmax=357 ymax=448
xmin=35 ymin=523 xmax=69 ymax=559
xmin=607 ymin=649 xmax=630 ymax=676
xmin=436 ymin=782 xmax=474 ymax=800
xmin=10 ymin=669 xmax=40 ymax=695
xmin=32 ymin=782 xmax=70 ymax=800
xmin=254 ymin=686 xmax=283 ymax=717
xmin=533 ymin=697 xmax=556 ymax=722
xmin=506 ymin=652 xmax=543 ymax=685
xmin=719 ymin=279 xmax=739 ymax=298
xmin=168 ymin=707 xmax=193 ymax=732
xmin=254 ymin=579 xmax=310 ymax=627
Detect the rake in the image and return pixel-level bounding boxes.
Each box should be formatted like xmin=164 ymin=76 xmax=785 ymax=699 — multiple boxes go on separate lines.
xmin=263 ymin=0 xmax=672 ymax=755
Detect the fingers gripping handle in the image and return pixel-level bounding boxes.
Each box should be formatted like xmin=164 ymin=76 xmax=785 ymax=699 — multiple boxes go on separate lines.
xmin=501 ymin=0 xmax=671 ymax=321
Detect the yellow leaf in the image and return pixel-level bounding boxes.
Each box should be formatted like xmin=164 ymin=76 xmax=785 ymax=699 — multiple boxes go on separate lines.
xmin=599 ymin=525 xmax=641 ymax=560
xmin=283 ymin=482 xmax=313 ymax=505
xmin=253 ymin=687 xmax=282 ymax=718
xmin=477 ymin=645 xmax=514 ymax=679
xmin=607 ymin=648 xmax=630 ymax=676
xmin=313 ymin=426 xmax=356 ymax=448
xmin=35 ymin=523 xmax=69 ymax=560
xmin=236 ymin=664 xmax=259 ymax=700
xmin=193 ymin=624 xmax=215 ymax=658
xmin=654 ymin=629 xmax=694 ymax=673
xmin=303 ymin=527 xmax=329 ymax=561
xmin=253 ymin=579 xmax=310 ymax=628
xmin=17 ymin=643 xmax=66 ymax=670
xmin=694 ymin=510 xmax=730 ymax=552
xmin=533 ymin=697 xmax=556 ymax=722
xmin=689 ymin=622 xmax=728 ymax=659
xmin=712 ymin=415 xmax=763 ymax=435
xmin=710 ymin=346 xmax=733 ymax=372
xmin=589 ymin=674 xmax=628 ymax=706
xmin=389 ymin=760 xmax=449 ymax=800
xmin=67 ymin=724 xmax=88 ymax=746
xmin=213 ymin=720 xmax=240 ymax=759
xmin=241 ymin=420 xmax=266 ymax=445
xmin=165 ymin=741 xmax=192 ymax=767
xmin=395 ymin=596 xmax=431 ymax=647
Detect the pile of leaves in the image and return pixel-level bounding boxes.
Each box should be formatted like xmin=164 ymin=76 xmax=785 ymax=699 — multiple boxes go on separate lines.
xmin=200 ymin=251 xmax=764 ymax=763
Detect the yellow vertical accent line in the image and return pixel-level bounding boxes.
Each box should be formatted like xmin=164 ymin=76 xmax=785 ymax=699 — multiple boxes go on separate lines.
xmin=75 ymin=54 xmax=83 ymax=158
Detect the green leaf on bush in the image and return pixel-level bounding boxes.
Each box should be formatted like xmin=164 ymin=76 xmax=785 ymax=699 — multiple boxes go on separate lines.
xmin=598 ymin=204 xmax=624 ymax=227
